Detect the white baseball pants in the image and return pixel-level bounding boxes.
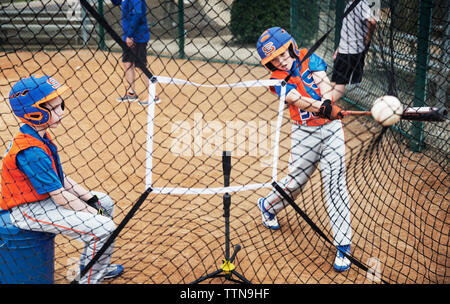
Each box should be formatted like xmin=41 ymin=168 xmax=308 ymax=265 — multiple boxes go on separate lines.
xmin=263 ymin=120 xmax=352 ymax=246
xmin=9 ymin=191 xmax=116 ymax=284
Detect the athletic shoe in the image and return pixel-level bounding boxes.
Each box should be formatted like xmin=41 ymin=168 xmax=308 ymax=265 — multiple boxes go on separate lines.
xmin=334 ymin=245 xmax=351 ymax=272
xmin=80 ymin=263 xmax=124 ymax=280
xmin=139 ymin=95 xmax=161 ymax=105
xmin=257 ymin=198 xmax=280 ymax=230
xmin=103 ymin=264 xmax=124 ymax=279
xmin=116 ymin=93 xmax=139 ymax=102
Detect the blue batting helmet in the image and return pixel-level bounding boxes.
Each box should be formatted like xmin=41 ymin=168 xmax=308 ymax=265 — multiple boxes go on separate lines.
xmin=9 ymin=75 xmax=70 ymax=126
xmin=256 ymin=27 xmax=300 ymax=71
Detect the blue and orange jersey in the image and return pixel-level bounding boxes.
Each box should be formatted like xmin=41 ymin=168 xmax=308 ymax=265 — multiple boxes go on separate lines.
xmin=0 ymin=126 xmax=64 ymax=210
xmin=269 ymin=48 xmax=330 ymax=126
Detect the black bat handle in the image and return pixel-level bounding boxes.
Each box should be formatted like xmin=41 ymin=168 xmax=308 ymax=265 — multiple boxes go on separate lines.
xmin=402 ymin=107 xmax=448 ymax=121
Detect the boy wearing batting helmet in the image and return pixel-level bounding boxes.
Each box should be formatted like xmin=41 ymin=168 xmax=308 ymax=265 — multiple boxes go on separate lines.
xmin=256 ymin=27 xmax=353 ymax=272
xmin=1 ymin=75 xmax=123 ymax=283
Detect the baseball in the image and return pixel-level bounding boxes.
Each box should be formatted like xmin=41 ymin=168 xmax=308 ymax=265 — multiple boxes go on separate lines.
xmin=370 ymin=95 xmax=403 ymax=126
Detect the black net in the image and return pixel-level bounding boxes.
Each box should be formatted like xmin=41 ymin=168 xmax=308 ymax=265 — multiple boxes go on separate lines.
xmin=0 ymin=0 xmax=448 ymax=284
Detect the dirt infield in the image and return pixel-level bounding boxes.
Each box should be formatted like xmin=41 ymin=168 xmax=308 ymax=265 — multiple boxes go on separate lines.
xmin=0 ymin=49 xmax=448 ymax=284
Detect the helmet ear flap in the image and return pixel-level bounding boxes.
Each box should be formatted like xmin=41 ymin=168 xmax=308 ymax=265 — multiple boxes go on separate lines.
xmin=288 ymin=44 xmax=297 ymax=59
xmin=265 ymin=62 xmax=277 ymax=71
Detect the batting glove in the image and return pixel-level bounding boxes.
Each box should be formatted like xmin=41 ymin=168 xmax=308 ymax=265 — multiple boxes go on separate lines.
xmin=318 ymin=99 xmax=343 ymax=120
xmin=86 ymin=195 xmax=105 ymax=215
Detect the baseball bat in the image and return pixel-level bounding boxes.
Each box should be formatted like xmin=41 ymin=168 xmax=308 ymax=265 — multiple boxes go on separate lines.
xmin=342 ymin=107 xmax=448 ymax=122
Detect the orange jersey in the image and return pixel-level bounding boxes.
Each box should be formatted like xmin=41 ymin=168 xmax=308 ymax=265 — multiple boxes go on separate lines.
xmin=0 ymin=131 xmax=59 ymax=210
xmin=269 ymin=48 xmax=330 ymax=126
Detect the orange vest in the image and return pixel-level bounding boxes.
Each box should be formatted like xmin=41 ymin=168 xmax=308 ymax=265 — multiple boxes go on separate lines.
xmin=270 ymin=49 xmax=330 ymax=126
xmin=0 ymin=131 xmax=59 ymax=210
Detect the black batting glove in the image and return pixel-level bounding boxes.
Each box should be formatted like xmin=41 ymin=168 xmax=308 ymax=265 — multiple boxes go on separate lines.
xmin=318 ymin=99 xmax=343 ymax=120
xmin=86 ymin=195 xmax=104 ymax=215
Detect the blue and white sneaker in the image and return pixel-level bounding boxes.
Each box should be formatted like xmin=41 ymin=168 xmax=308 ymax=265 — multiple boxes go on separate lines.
xmin=258 ymin=198 xmax=280 ymax=230
xmin=334 ymin=245 xmax=351 ymax=272
xmin=80 ymin=263 xmax=124 ymax=280
xmin=104 ymin=264 xmax=124 ymax=279
xmin=116 ymin=92 xmax=139 ymax=102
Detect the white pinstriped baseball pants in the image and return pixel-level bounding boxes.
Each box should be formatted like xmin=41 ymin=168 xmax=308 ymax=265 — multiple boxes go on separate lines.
xmin=9 ymin=191 xmax=116 ymax=284
xmin=263 ymin=120 xmax=352 ymax=246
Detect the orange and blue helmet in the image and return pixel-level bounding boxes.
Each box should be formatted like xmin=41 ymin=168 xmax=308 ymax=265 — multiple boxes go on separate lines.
xmin=256 ymin=27 xmax=300 ymax=71
xmin=9 ymin=75 xmax=70 ymax=126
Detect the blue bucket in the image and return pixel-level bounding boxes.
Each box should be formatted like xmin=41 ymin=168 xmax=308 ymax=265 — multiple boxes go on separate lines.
xmin=0 ymin=210 xmax=55 ymax=284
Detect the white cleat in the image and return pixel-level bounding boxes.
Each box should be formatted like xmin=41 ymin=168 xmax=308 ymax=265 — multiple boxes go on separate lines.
xmin=258 ymin=198 xmax=280 ymax=230
xmin=334 ymin=245 xmax=351 ymax=272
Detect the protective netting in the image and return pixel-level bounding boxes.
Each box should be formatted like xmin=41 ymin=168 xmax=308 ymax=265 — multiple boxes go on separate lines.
xmin=0 ymin=0 xmax=448 ymax=284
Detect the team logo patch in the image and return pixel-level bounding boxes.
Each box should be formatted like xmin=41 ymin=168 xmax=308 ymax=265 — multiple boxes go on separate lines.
xmin=262 ymin=42 xmax=275 ymax=56
xmin=10 ymin=89 xmax=29 ymax=99
xmin=47 ymin=77 xmax=61 ymax=89
xmin=260 ymin=33 xmax=270 ymax=43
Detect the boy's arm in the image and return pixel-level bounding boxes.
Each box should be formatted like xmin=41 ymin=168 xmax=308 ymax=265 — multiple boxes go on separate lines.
xmin=64 ymin=176 xmax=105 ymax=214
xmin=49 ymin=187 xmax=98 ymax=214
xmin=16 ymin=148 xmax=95 ymax=211
xmin=312 ymin=70 xmax=334 ymax=101
xmin=285 ymin=80 xmax=343 ymax=120
xmin=64 ymin=175 xmax=94 ymax=201
xmin=285 ymin=89 xmax=323 ymax=113
xmin=284 ymin=69 xmax=333 ymax=112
